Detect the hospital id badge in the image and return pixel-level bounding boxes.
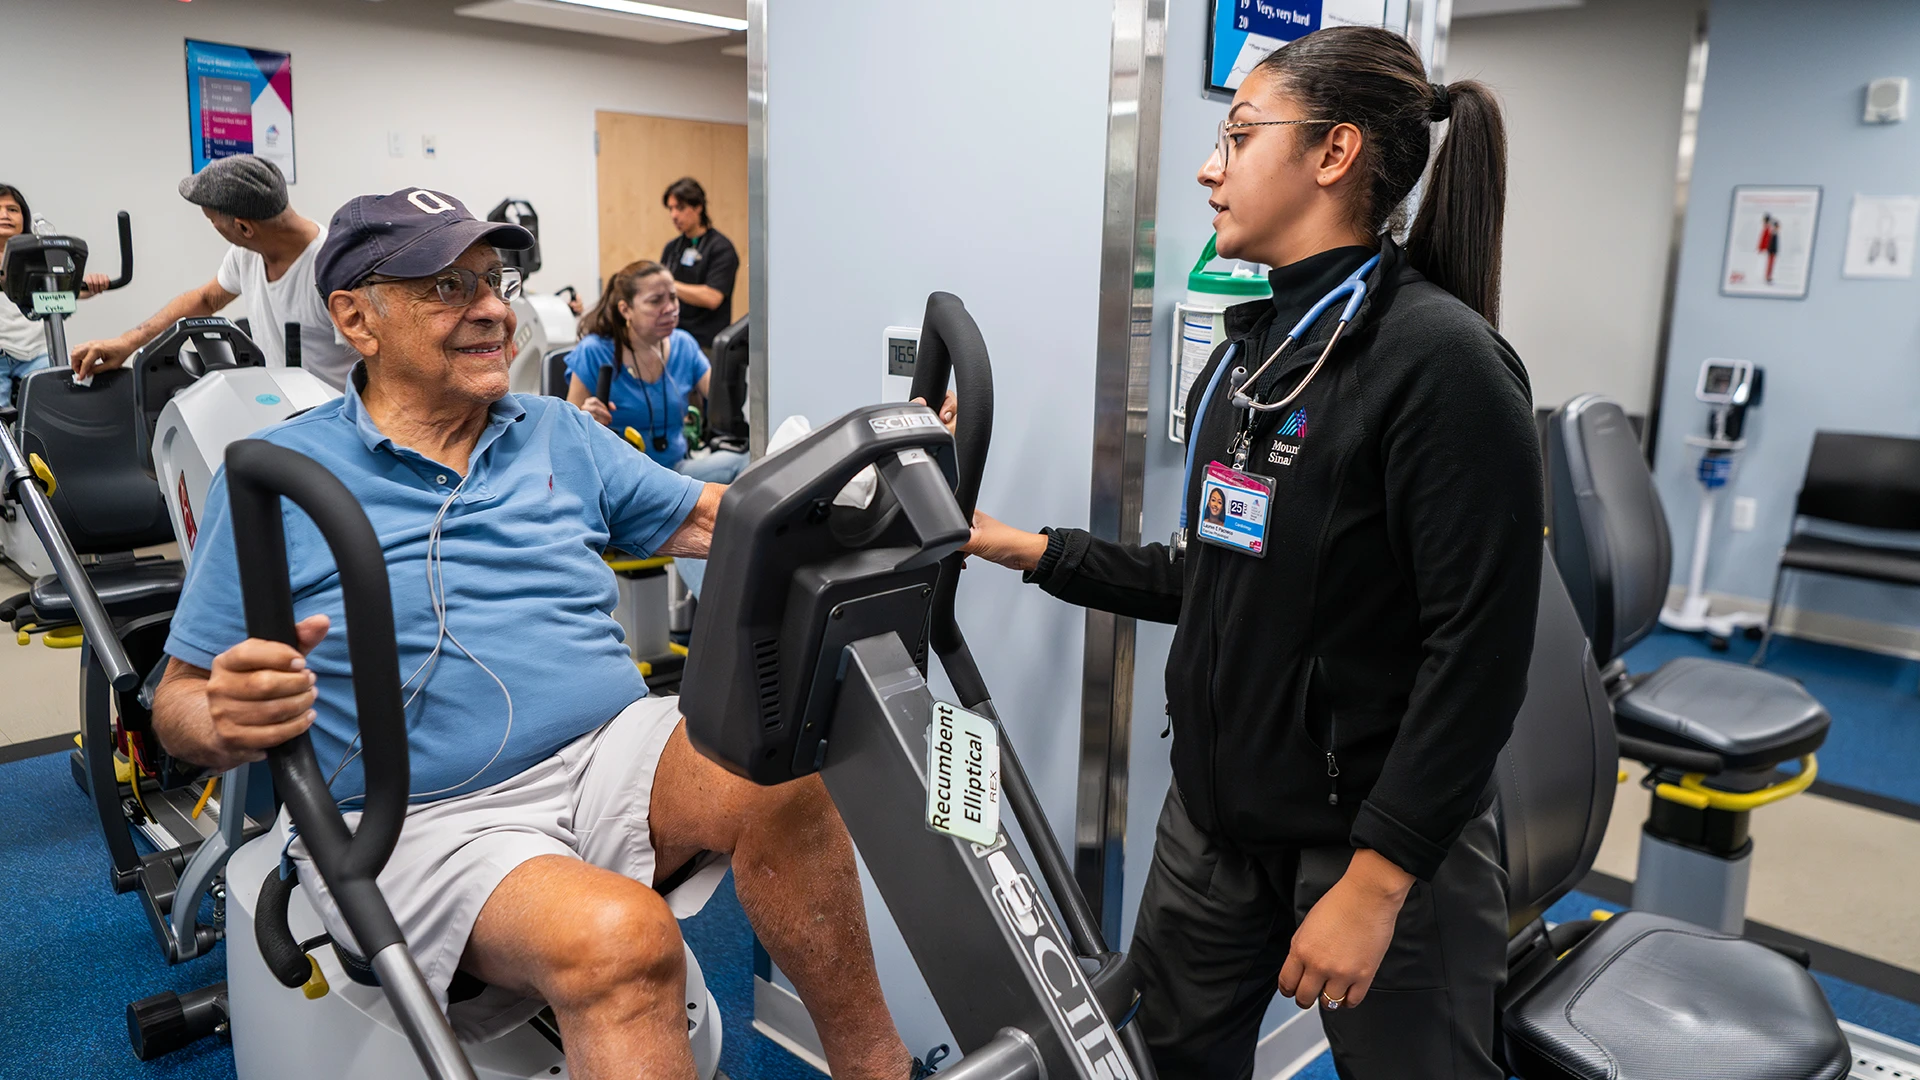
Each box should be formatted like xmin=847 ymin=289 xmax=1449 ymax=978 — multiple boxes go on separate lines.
xmin=1195 ymin=461 xmax=1274 ymax=557
xmin=680 ymin=247 xmax=700 ymax=267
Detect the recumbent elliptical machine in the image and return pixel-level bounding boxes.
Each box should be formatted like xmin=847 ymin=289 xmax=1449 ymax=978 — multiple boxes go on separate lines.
xmin=212 ymin=292 xmax=1156 ymax=1079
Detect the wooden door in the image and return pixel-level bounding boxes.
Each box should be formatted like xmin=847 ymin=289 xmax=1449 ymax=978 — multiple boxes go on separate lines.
xmin=595 ymin=111 xmax=750 ymax=317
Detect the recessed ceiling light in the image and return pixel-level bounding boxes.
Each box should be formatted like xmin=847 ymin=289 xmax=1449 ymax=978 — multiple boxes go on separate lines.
xmin=539 ymin=0 xmax=746 ymax=31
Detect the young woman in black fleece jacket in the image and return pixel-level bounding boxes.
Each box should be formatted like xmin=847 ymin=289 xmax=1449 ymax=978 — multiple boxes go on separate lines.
xmin=953 ymin=27 xmax=1542 ymax=1080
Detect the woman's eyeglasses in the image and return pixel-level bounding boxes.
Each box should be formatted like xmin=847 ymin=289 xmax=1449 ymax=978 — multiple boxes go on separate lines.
xmin=1213 ymin=118 xmax=1332 ymax=170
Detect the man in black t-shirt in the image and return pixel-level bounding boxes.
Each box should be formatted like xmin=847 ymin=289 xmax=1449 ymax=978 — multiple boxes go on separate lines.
xmin=660 ymin=177 xmax=738 ymax=349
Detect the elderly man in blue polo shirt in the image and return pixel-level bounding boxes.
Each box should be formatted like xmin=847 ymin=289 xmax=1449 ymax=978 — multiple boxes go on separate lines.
xmin=151 ymin=189 xmax=924 ymax=1080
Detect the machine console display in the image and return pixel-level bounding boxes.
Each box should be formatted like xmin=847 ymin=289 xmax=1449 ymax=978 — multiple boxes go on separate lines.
xmin=679 ymin=403 xmax=972 ymax=785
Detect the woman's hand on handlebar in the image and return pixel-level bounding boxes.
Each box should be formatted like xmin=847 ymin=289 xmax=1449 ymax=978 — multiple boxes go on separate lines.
xmin=581 ymin=396 xmax=613 ymax=427
xmin=78 ymin=273 xmax=111 ymax=299
xmin=192 ymin=614 xmax=331 ymax=771
xmin=963 ymin=511 xmax=1049 ymax=573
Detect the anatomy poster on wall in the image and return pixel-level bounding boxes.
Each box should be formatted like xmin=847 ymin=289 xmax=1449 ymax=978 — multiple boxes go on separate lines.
xmin=185 ymin=39 xmax=296 ymax=181
xmin=1720 ymin=186 xmax=1819 ymax=299
xmin=1208 ymin=0 xmax=1396 ymax=94
xmin=1842 ymin=195 xmax=1919 ymax=279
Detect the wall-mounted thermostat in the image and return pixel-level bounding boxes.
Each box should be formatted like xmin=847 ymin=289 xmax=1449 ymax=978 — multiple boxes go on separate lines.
xmin=881 ymin=325 xmax=920 ymax=402
xmin=1865 ymin=77 xmax=1908 ymax=124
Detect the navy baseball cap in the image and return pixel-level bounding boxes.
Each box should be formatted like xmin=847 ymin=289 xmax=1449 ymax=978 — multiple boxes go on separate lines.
xmin=315 ymin=188 xmax=534 ymax=296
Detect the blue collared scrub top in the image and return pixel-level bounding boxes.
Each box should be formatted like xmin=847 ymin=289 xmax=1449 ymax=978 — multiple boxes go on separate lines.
xmin=164 ymin=376 xmax=706 ymax=804
xmin=565 ymin=330 xmax=709 ymax=469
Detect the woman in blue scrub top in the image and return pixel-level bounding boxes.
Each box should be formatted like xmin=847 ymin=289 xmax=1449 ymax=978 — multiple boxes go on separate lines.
xmin=566 ymin=259 xmax=747 ymax=484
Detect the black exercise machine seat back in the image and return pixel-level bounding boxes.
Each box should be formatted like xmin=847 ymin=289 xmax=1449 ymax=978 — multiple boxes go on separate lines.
xmin=1547 ymin=394 xmax=1671 ymax=667
xmin=1796 ymin=431 xmax=1920 ymax=530
xmin=541 ymin=348 xmax=574 ymax=399
xmin=130 ymin=317 xmax=267 ymax=477
xmin=1494 ymin=548 xmax=1617 ymax=935
xmin=15 ymin=368 xmax=175 ymax=554
xmin=707 ymin=315 xmax=751 ymax=444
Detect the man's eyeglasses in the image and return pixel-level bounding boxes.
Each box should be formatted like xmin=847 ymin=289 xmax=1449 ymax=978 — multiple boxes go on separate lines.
xmin=1213 ymin=118 xmax=1333 ymax=170
xmin=361 ymin=265 xmax=524 ymax=308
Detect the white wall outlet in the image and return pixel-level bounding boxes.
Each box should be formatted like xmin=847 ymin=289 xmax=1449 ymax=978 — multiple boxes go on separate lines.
xmin=387 ymin=130 xmax=406 ymax=157
xmin=421 ymin=134 xmax=438 ymax=159
xmin=1731 ymin=496 xmax=1758 ymax=532
xmin=1865 ymin=76 xmax=1908 ymax=124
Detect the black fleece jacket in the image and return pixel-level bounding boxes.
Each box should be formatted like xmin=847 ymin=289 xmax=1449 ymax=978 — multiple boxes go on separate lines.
xmin=1030 ymin=241 xmax=1542 ymax=881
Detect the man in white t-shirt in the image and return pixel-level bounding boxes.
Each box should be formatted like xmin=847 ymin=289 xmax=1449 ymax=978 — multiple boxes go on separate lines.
xmin=69 ymin=156 xmax=357 ymax=390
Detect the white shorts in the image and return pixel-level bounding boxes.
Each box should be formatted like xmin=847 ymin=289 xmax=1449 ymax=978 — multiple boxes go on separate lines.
xmin=285 ymin=694 xmax=727 ymax=1038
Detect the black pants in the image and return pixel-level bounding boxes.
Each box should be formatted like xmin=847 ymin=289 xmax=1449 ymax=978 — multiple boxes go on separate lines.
xmin=1128 ymin=787 xmax=1508 ymax=1080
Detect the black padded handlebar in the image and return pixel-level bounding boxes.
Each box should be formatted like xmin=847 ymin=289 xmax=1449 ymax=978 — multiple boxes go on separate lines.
xmin=906 ymin=292 xmax=996 ymax=702
xmin=595 ymin=363 xmax=614 ymax=408
xmin=907 ymin=292 xmax=994 ymax=520
xmin=226 ymin=439 xmax=411 ymax=958
xmin=105 ymin=211 xmax=133 ymax=290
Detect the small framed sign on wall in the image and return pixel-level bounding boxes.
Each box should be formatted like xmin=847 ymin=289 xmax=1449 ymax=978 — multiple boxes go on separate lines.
xmin=1720 ymin=186 xmax=1820 ymax=299
xmin=185 ymin=39 xmax=296 ymax=181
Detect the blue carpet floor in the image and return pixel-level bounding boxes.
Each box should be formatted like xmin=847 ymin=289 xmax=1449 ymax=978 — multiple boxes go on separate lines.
xmin=1623 ymin=627 xmax=1920 ymax=808
xmin=0 ymin=746 xmax=823 ymax=1079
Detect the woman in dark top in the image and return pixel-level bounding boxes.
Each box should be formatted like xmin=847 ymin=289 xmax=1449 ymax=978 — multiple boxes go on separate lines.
xmin=959 ymin=27 xmax=1542 ymax=1080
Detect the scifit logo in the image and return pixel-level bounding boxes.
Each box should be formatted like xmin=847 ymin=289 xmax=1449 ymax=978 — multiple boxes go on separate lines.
xmin=255 ymin=394 xmax=282 ymax=406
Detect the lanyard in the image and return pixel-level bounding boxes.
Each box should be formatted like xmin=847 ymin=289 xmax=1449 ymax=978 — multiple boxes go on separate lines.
xmin=1175 ymin=253 xmax=1380 ymax=548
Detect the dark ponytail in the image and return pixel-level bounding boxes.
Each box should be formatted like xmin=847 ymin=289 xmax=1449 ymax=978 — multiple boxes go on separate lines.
xmin=1407 ymin=81 xmax=1507 ymax=326
xmin=1253 ymin=27 xmax=1509 ymax=325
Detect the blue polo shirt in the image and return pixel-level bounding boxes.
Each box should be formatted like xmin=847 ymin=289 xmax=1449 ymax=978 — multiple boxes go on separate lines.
xmin=164 ymin=373 xmax=706 ymax=804
xmin=564 ymin=330 xmax=709 ymax=469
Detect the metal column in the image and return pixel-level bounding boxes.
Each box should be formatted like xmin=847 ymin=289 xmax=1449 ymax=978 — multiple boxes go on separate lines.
xmin=1077 ymin=0 xmax=1168 ymax=943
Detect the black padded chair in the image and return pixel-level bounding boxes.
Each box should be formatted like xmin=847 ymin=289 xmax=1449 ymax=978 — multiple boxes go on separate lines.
xmin=7 ymin=367 xmax=183 ymax=626
xmin=1755 ymin=431 xmax=1920 ymax=665
xmin=541 ymin=347 xmax=575 ymax=398
xmin=1495 ymin=554 xmax=1849 ymax=1080
xmin=1546 ymin=394 xmax=1828 ymax=778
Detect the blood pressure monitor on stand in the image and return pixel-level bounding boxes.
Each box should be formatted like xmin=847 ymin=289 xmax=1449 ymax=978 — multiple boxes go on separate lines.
xmin=1659 ymin=358 xmax=1767 ymax=647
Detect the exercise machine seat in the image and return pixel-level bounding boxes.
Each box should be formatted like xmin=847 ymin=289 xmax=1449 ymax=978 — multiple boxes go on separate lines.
xmin=1497 ymin=552 xmax=1847 ymax=1080
xmin=1502 ymin=911 xmax=1849 ymax=1080
xmin=1495 ymin=549 xmax=1616 ymax=932
xmin=542 ymin=348 xmax=574 ymax=398
xmin=1615 ymin=657 xmax=1828 ymax=770
xmin=28 ymin=558 xmax=184 ymax=625
xmin=1546 ymin=394 xmax=1831 ymax=769
xmin=15 ymin=368 xmax=175 ymax=554
xmin=1546 ymin=395 xmax=1669 ymax=667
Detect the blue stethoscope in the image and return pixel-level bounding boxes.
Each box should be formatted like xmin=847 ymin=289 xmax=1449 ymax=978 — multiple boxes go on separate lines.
xmin=1175 ymin=253 xmax=1381 ymax=553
